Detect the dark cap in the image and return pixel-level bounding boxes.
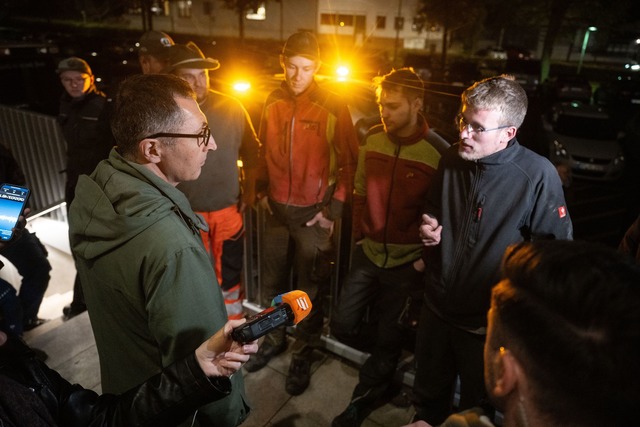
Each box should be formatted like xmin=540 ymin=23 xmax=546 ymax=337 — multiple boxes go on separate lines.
xmin=166 ymin=42 xmax=220 ymax=72
xmin=282 ymin=31 xmax=320 ymax=60
xmin=139 ymin=30 xmax=175 ymax=59
xmin=56 ymin=57 xmax=92 ymax=75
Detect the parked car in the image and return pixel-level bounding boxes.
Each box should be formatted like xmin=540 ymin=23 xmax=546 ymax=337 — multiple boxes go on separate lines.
xmin=543 ymin=74 xmax=593 ymax=106
xmin=545 ymin=101 xmax=625 ymax=181
xmin=475 ymin=47 xmax=507 ymax=60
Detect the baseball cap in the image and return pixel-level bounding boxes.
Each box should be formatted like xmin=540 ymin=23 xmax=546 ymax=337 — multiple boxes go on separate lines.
xmin=56 ymin=57 xmax=92 ymax=75
xmin=139 ymin=30 xmax=175 ymax=59
xmin=166 ymin=42 xmax=220 ymax=72
xmin=282 ymin=31 xmax=320 ymax=61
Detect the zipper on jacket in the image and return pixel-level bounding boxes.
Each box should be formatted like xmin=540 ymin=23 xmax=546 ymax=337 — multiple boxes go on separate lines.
xmin=286 ymin=113 xmax=296 ymax=205
xmin=172 ymin=206 xmax=199 ymax=235
xmin=449 ymin=163 xmax=482 ymax=286
xmin=382 ymin=144 xmax=402 ymax=267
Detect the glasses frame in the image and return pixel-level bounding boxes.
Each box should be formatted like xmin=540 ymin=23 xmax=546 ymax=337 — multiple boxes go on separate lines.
xmin=143 ymin=124 xmax=211 ymax=147
xmin=457 ymin=114 xmax=511 ymax=134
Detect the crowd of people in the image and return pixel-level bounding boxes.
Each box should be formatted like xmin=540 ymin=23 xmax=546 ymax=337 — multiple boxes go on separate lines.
xmin=0 ymin=28 xmax=638 ymax=427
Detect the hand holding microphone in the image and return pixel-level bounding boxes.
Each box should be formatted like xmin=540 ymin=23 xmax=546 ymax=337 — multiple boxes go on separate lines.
xmin=231 ymin=290 xmax=312 ymax=343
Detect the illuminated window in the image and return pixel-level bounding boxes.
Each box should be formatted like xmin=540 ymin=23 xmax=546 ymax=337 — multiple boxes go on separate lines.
xmin=321 ymin=13 xmax=337 ymax=25
xmin=246 ymin=2 xmax=266 ymax=20
xmin=321 ymin=13 xmax=358 ymax=27
xmin=177 ymin=1 xmax=191 ymax=18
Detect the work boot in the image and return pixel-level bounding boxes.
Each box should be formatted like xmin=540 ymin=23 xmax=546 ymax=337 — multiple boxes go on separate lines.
xmin=285 ymin=353 xmax=311 ymax=395
xmin=63 ymin=304 xmax=87 ymax=320
xmin=332 ymin=388 xmax=378 ymax=427
xmin=332 ymin=401 xmax=374 ymax=427
xmin=23 ymin=317 xmax=48 ymax=331
xmin=244 ymin=336 xmax=287 ymax=372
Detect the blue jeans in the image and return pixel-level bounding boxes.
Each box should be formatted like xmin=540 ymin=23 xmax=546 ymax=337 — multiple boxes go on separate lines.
xmin=0 ymin=231 xmax=51 ymax=321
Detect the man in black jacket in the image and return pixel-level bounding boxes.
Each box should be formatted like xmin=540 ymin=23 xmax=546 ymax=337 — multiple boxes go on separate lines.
xmin=56 ymin=57 xmax=113 ymax=320
xmin=413 ymin=75 xmax=573 ymax=425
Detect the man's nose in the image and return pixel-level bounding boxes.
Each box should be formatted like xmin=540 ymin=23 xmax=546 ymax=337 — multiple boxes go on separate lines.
xmin=206 ymin=135 xmax=217 ymax=151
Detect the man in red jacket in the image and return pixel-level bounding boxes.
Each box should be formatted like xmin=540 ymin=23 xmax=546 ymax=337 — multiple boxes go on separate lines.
xmin=246 ymin=31 xmax=359 ymax=396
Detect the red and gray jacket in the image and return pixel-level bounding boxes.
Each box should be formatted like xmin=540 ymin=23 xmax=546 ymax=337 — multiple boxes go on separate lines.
xmin=354 ymin=116 xmax=441 ymax=268
xmin=256 ymin=81 xmax=358 ymax=220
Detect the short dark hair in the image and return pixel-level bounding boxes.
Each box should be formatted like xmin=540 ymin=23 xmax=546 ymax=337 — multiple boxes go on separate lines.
xmin=111 ymin=74 xmax=196 ymax=158
xmin=373 ymin=67 xmax=424 ymax=102
xmin=491 ymin=240 xmax=640 ymax=426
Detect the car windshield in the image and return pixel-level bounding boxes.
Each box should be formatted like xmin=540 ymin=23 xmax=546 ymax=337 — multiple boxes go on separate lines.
xmin=554 ymin=114 xmax=617 ymax=140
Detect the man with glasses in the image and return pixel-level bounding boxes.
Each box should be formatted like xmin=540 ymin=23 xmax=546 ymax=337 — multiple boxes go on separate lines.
xmin=412 ymin=75 xmax=573 ymax=425
xmin=56 ymin=56 xmax=114 ymax=320
xmin=68 ymin=74 xmax=253 ymax=427
xmin=168 ymin=42 xmax=260 ymax=321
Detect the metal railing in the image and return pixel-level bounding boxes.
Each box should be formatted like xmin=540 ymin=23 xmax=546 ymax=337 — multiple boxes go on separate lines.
xmin=0 ymin=105 xmax=67 ymax=221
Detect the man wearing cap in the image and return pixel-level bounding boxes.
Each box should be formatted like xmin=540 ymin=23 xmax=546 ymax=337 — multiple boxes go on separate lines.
xmin=56 ymin=56 xmax=113 ymax=320
xmin=248 ymin=31 xmax=359 ymax=396
xmin=138 ymin=30 xmax=175 ymax=74
xmin=168 ymin=42 xmax=260 ymax=320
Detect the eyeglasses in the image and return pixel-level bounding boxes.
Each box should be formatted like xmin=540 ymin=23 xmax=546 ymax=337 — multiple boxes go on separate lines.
xmin=457 ymin=114 xmax=511 ymax=134
xmin=144 ymin=124 xmax=211 ymax=147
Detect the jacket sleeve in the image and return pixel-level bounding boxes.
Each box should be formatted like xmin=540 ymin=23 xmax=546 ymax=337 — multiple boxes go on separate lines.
xmin=326 ymin=103 xmax=359 ymax=220
xmin=59 ymin=353 xmax=231 ymax=427
xmin=351 ymin=141 xmax=367 ymax=241
xmin=527 ymin=160 xmax=574 ymax=241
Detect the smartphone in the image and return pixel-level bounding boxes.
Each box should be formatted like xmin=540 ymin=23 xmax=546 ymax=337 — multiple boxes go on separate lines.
xmin=0 ymin=183 xmax=30 ymax=241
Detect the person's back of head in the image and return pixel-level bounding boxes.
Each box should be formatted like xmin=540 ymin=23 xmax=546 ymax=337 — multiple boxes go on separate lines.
xmin=490 ymin=240 xmax=640 ymax=426
xmin=373 ymin=67 xmax=424 ymax=103
xmin=462 ymin=75 xmax=528 ymax=129
xmin=111 ymin=74 xmax=196 ymax=159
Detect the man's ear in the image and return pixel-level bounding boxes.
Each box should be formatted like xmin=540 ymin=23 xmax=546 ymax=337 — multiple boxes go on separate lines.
xmin=504 ymin=126 xmax=518 ymax=141
xmin=490 ymin=347 xmax=520 ymax=397
xmin=138 ymin=138 xmax=163 ymax=164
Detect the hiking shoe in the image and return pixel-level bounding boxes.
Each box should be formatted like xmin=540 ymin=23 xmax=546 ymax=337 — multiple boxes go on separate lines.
xmin=23 ymin=317 xmax=48 ymax=331
xmin=332 ymin=403 xmax=369 ymax=427
xmin=244 ymin=338 xmax=287 ymax=372
xmin=63 ymin=304 xmax=87 ymax=320
xmin=285 ymin=355 xmax=311 ymax=395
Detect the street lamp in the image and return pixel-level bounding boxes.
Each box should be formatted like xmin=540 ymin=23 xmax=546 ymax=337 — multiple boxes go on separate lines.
xmin=577 ymin=26 xmax=597 ymax=74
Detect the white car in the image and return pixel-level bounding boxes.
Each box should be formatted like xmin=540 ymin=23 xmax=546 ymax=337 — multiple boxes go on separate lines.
xmin=545 ymin=101 xmax=625 ymax=181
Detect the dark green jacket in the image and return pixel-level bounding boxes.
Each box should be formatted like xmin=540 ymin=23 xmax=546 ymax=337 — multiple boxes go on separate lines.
xmin=68 ymin=148 xmax=249 ymax=427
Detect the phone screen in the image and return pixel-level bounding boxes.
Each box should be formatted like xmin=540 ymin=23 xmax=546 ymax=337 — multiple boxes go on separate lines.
xmin=0 ymin=183 xmax=30 ymax=241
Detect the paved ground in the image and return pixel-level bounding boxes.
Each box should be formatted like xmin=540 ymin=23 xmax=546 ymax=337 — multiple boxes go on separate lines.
xmin=18 ymin=217 xmax=417 ymax=427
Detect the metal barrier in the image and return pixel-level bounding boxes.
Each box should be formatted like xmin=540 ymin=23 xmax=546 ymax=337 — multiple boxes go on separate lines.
xmin=0 ymin=105 xmax=67 ymax=221
xmin=1 ymin=103 xmax=417 ymax=386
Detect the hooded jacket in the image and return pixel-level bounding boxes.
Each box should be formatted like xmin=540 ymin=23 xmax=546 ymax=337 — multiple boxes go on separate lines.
xmin=68 ymin=148 xmax=249 ymax=427
xmin=424 ymin=139 xmax=573 ymax=330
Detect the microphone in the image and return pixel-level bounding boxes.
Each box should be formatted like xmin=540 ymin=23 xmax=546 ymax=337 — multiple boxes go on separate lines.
xmin=231 ymin=290 xmax=312 ymax=343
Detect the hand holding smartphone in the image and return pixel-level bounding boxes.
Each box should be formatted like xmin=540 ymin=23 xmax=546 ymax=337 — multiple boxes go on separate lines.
xmin=0 ymin=183 xmax=30 ymax=242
